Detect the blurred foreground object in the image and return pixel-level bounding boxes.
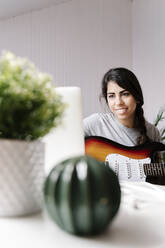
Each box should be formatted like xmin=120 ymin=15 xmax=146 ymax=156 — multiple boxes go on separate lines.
xmin=44 ymin=155 xmax=121 ymax=236
xmin=44 ymin=87 xmax=85 ymax=174
xmin=0 ymin=50 xmax=65 ymax=140
xmin=0 ymin=51 xmax=65 ymax=216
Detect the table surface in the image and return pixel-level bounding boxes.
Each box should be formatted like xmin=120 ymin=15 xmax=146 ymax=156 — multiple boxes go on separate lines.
xmin=1 ymin=182 xmax=165 ymax=248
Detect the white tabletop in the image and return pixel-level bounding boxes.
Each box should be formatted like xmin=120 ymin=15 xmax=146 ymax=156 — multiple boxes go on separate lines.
xmin=1 ymin=182 xmax=165 ymax=248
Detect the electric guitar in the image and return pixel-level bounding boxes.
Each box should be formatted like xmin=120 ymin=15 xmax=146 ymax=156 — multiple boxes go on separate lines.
xmin=85 ymin=136 xmax=165 ymax=183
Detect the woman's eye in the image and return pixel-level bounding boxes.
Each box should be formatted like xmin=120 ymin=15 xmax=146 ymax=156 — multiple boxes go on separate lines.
xmin=122 ymin=92 xmax=130 ymax=96
xmin=107 ymin=94 xmax=114 ymax=98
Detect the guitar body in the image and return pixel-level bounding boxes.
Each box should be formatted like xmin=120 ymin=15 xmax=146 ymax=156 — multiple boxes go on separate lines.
xmin=85 ymin=136 xmax=165 ymax=162
xmin=85 ymin=136 xmax=165 ymax=184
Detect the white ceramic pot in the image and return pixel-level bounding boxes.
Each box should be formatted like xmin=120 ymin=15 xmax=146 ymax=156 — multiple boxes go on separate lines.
xmin=0 ymin=139 xmax=45 ymax=217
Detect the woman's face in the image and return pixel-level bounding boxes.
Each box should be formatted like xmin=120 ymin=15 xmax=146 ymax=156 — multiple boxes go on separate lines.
xmin=107 ymin=81 xmax=137 ymax=128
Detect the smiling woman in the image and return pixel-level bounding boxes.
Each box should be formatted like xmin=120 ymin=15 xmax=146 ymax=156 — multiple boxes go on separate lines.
xmin=83 ymin=68 xmax=164 ymax=185
xmin=83 ymin=67 xmax=160 ymax=147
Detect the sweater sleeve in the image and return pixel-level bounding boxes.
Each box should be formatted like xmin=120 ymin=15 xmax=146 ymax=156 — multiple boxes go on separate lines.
xmin=153 ymin=126 xmax=161 ymax=142
xmin=83 ymin=118 xmax=91 ymax=137
xmin=83 ymin=113 xmax=99 ymax=137
xmin=146 ymin=120 xmax=161 ymax=142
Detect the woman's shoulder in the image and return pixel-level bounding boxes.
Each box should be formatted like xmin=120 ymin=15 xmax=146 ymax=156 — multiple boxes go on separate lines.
xmin=84 ymin=113 xmax=100 ymax=121
xmin=83 ymin=112 xmax=112 ymax=136
xmin=145 ymin=120 xmax=158 ymax=130
xmin=83 ymin=113 xmax=101 ymax=128
xmin=145 ymin=120 xmax=160 ymax=142
xmin=83 ymin=112 xmax=112 ymax=124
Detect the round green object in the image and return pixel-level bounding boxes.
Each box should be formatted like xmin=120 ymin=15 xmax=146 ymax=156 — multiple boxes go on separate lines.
xmin=43 ymin=155 xmax=121 ymax=236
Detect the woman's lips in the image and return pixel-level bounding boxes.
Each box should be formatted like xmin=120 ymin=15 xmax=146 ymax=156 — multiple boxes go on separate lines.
xmin=115 ymin=108 xmax=127 ymax=114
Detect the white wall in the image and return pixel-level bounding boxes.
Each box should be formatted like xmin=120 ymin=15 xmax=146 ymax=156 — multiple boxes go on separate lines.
xmin=132 ymin=0 xmax=165 ymax=123
xmin=0 ymin=0 xmax=132 ymax=117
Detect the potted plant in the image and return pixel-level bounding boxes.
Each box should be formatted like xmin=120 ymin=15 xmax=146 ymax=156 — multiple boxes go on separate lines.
xmin=154 ymin=108 xmax=165 ymax=162
xmin=154 ymin=108 xmax=165 ymax=142
xmin=0 ymin=51 xmax=65 ymax=217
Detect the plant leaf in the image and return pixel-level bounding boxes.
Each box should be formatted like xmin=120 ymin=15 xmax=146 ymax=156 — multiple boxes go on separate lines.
xmin=154 ymin=110 xmax=165 ymax=127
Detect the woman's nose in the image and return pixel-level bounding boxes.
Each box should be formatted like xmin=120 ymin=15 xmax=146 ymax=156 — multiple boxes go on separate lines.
xmin=115 ymin=96 xmax=123 ymax=104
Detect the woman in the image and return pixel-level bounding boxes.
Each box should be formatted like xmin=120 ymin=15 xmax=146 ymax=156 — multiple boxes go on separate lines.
xmin=83 ymin=67 xmax=160 ymax=146
xmin=84 ymin=67 xmax=163 ymax=184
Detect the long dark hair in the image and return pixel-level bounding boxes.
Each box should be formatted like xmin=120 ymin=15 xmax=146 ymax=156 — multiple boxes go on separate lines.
xmin=101 ymin=67 xmax=148 ymax=144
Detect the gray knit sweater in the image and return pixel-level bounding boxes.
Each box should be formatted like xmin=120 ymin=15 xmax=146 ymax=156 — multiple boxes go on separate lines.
xmin=83 ymin=112 xmax=160 ymax=146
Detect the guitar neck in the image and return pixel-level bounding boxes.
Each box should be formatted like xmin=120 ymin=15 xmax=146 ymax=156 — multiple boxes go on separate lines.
xmin=143 ymin=163 xmax=165 ymax=176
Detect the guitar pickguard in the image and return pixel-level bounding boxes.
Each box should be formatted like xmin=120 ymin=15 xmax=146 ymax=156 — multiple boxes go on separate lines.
xmin=105 ymin=154 xmax=151 ymax=182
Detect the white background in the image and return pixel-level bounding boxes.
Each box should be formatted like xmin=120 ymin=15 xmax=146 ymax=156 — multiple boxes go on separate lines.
xmin=0 ymin=0 xmax=164 ymax=121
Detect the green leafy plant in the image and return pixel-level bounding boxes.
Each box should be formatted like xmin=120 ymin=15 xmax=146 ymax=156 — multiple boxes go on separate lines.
xmin=0 ymin=51 xmax=65 ymax=140
xmin=154 ymin=108 xmax=165 ymax=142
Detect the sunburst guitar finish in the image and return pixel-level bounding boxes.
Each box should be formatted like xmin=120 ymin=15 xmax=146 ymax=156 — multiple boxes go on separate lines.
xmin=85 ymin=136 xmax=165 ymax=182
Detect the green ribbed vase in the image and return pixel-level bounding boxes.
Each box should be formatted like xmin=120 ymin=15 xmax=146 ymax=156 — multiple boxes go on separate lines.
xmin=43 ymin=155 xmax=121 ymax=236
